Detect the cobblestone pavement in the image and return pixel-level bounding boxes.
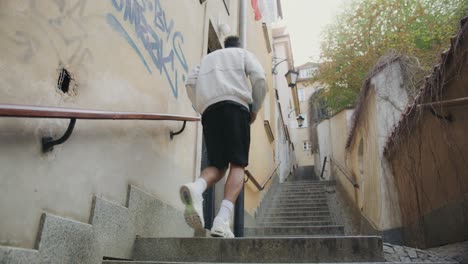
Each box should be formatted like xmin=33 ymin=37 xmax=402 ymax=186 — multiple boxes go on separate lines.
xmin=428 ymin=241 xmax=468 ymax=264
xmin=384 ymin=243 xmax=458 ymax=263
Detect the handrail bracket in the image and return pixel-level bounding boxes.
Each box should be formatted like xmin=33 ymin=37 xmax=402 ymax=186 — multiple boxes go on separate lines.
xmin=170 ymin=121 xmax=187 ymax=140
xmin=42 ymin=118 xmax=77 ymax=153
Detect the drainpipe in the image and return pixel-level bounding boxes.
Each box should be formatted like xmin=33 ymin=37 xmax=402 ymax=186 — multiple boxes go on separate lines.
xmin=234 ymin=0 xmax=247 ymax=238
xmin=239 ymin=0 xmax=247 ymax=48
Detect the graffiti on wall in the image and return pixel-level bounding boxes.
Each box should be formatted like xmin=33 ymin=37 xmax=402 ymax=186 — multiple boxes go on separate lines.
xmin=107 ymin=0 xmax=188 ymax=99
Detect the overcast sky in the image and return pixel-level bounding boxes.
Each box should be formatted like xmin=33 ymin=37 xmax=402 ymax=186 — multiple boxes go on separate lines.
xmin=281 ymin=0 xmax=345 ymax=66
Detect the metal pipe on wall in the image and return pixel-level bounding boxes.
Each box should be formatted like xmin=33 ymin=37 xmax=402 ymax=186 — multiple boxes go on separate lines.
xmin=239 ymin=0 xmax=247 ymax=48
xmin=234 ymin=0 xmax=247 ymax=238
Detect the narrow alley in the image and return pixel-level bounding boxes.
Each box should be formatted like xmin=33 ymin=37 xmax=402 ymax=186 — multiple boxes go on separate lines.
xmin=0 ymin=1 xmax=467 ymax=264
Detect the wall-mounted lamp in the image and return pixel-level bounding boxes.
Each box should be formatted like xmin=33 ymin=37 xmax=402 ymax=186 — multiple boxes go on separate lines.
xmin=285 ymin=70 xmax=299 ymax=87
xmin=296 ymin=115 xmax=305 ymax=127
xmin=272 ymin=57 xmax=287 ymax=74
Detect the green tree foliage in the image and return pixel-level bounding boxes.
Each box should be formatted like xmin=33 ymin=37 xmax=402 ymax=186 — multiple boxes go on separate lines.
xmin=316 ymin=0 xmax=467 ymax=112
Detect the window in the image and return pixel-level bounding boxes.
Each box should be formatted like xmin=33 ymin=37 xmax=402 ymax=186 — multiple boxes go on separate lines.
xmin=298 ymin=89 xmax=306 ymax=102
xmin=299 ymin=67 xmax=316 ymax=79
xmin=303 ymin=141 xmax=312 ymax=151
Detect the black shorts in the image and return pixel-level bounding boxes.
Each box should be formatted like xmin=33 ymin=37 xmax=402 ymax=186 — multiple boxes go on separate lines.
xmin=202 ymin=101 xmax=251 ymax=170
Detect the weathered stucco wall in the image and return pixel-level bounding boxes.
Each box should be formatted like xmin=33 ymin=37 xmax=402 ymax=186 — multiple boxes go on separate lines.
xmin=0 ymin=0 xmax=205 ymax=249
xmin=347 ymin=88 xmax=382 ymax=230
xmin=316 ymin=120 xmax=330 ymax=178
xmin=243 ymin=6 xmax=275 ymax=216
xmin=387 ymin=40 xmax=468 ymax=248
xmin=273 ymin=27 xmax=295 ymax=183
xmin=329 ymin=109 xmax=357 ymax=205
xmin=0 ymin=0 xmax=275 ymax=253
xmin=330 ymin=110 xmax=353 ymax=168
xmin=346 ymin=62 xmax=407 ymax=234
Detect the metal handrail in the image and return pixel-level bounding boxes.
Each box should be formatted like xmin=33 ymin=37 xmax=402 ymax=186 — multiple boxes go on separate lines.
xmin=244 ymin=163 xmax=281 ymax=191
xmin=0 ymin=104 xmax=200 ymax=121
xmin=328 ymin=156 xmax=359 ymax=189
xmin=0 ymin=104 xmax=200 ymax=152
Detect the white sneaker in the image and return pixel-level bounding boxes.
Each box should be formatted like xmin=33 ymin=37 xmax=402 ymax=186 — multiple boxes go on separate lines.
xmin=210 ymin=216 xmax=235 ymax=238
xmin=179 ymin=182 xmax=205 ymax=230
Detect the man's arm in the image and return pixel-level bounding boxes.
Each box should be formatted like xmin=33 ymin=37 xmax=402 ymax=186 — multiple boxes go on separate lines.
xmin=244 ymin=51 xmax=267 ymax=117
xmin=185 ymin=65 xmax=200 ymax=108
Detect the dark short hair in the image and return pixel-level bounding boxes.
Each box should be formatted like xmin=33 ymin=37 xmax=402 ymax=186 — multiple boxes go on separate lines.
xmin=224 ymin=36 xmax=241 ymax=48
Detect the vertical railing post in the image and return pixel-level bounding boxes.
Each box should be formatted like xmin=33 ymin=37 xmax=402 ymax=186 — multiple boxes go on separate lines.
xmin=234 ymin=184 xmax=245 ymax=237
xmin=201 ymin=137 xmax=215 ymax=230
xmin=320 ymin=156 xmax=328 ymax=179
xmin=203 ymin=187 xmax=215 ymax=230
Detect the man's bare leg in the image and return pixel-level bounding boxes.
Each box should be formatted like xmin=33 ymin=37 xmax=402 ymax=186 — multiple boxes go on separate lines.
xmin=200 ymin=166 xmax=227 ymax=188
xmin=223 ymin=163 xmax=245 ymax=203
xmin=210 ymin=163 xmax=245 ymax=238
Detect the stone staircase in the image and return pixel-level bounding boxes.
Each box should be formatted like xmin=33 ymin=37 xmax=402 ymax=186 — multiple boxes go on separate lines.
xmin=245 ymin=180 xmax=344 ymax=237
xmin=99 ymin=180 xmax=456 ymax=264
xmin=101 ymin=180 xmax=385 ymax=263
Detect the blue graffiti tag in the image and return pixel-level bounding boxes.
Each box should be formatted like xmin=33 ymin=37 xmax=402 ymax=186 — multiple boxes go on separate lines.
xmin=107 ymin=0 xmax=188 ymax=98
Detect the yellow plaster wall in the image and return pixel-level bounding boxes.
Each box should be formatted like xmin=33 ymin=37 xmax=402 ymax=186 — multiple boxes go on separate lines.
xmin=243 ymin=4 xmax=275 ymax=216
xmin=346 ymin=89 xmax=382 ymax=229
xmin=0 ymin=0 xmax=244 ymax=249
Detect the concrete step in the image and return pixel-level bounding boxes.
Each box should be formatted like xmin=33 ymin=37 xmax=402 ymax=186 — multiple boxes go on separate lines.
xmin=263 ymin=211 xmax=331 ymax=218
xmin=259 ymin=220 xmax=334 ymax=227
xmin=274 ymin=197 xmax=328 ymax=202
xmin=273 ymin=197 xmax=328 ymax=203
xmin=271 ymin=201 xmax=329 ymax=208
xmin=259 ymin=215 xmax=333 ymax=222
xmin=278 ymin=186 xmax=326 ymax=190
xmin=277 ymin=189 xmax=325 ymax=194
xmin=275 ymin=192 xmax=326 ymax=197
xmin=281 ymin=181 xmax=326 ymax=185
xmin=265 ymin=206 xmax=330 ymax=212
xmin=278 ymin=186 xmax=325 ymax=190
xmin=131 ymin=236 xmax=383 ymax=263
xmin=244 ymin=225 xmax=345 ymax=236
xmin=268 ymin=206 xmax=330 ymax=212
xmin=277 ymin=190 xmax=326 ymax=195
xmin=104 ymin=261 xmax=457 ymax=264
xmin=275 ymin=194 xmax=327 ymax=199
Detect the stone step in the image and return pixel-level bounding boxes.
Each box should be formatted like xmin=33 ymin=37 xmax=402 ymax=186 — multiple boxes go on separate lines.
xmin=276 ymin=191 xmax=326 ymax=196
xmin=277 ymin=189 xmax=325 ymax=194
xmin=258 ymin=220 xmax=334 ymax=227
xmin=104 ymin=261 xmax=457 ymax=264
xmin=259 ymin=215 xmax=333 ymax=222
xmin=274 ymin=197 xmax=328 ymax=202
xmin=278 ymin=186 xmax=325 ymax=190
xmin=271 ymin=201 xmax=329 ymax=208
xmin=273 ymin=197 xmax=327 ymax=203
xmin=275 ymin=193 xmax=327 ymax=198
xmin=130 ymin=236 xmax=384 ymax=263
xmin=280 ymin=181 xmax=327 ymax=185
xmin=263 ymin=210 xmax=331 ymax=218
xmin=277 ymin=190 xmax=326 ymax=194
xmin=280 ymin=183 xmax=326 ymax=187
xmin=265 ymin=206 xmax=330 ymax=212
xmin=278 ymin=186 xmax=326 ymax=190
xmin=267 ymin=205 xmax=330 ymax=212
xmin=244 ymin=225 xmax=345 ymax=237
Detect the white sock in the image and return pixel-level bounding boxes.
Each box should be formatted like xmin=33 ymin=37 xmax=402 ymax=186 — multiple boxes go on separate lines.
xmin=193 ymin=178 xmax=207 ymax=193
xmin=217 ymin=200 xmax=234 ymax=222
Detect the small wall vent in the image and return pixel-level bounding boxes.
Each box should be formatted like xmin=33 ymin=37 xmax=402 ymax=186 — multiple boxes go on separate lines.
xmin=58 ymin=68 xmax=71 ymax=93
